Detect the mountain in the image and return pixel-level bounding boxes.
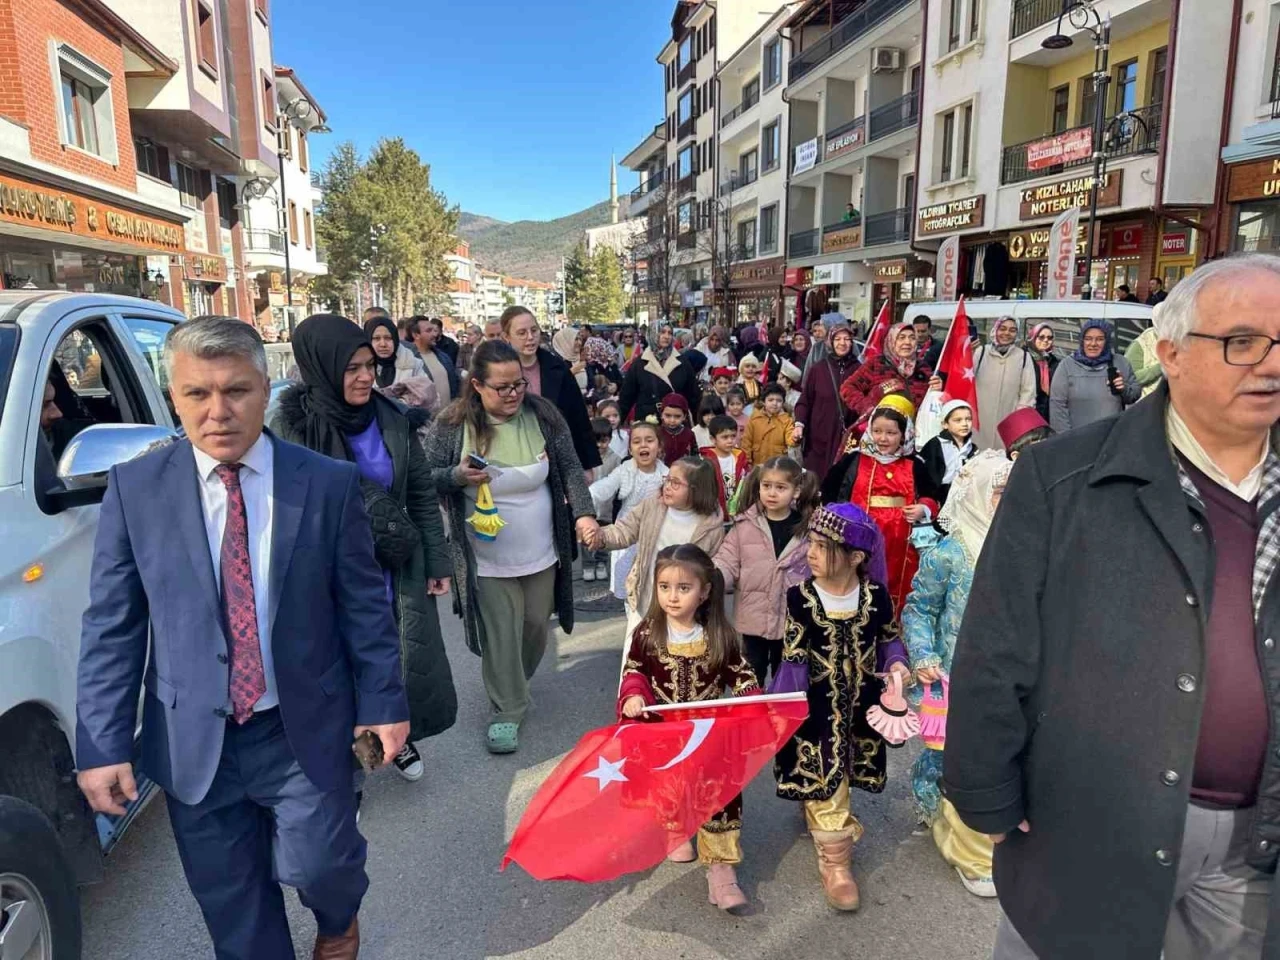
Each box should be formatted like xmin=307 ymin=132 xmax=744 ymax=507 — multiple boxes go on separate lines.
xmin=458 ymin=198 xmax=630 ymax=282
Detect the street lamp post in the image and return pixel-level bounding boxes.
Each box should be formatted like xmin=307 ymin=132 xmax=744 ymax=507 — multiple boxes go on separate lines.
xmin=1042 ymin=1 xmax=1110 ymax=300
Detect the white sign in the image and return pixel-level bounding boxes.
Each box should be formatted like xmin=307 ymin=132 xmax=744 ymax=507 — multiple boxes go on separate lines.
xmin=812 ymin=262 xmax=847 ymax=284
xmin=1046 ymin=206 xmax=1080 ymax=299
xmin=937 ymin=236 xmax=959 ymax=302
xmin=793 ymin=138 xmax=818 ymax=174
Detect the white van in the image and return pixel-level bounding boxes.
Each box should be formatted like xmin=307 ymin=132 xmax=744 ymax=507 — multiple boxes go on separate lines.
xmin=903 ymin=299 xmax=1154 ymax=355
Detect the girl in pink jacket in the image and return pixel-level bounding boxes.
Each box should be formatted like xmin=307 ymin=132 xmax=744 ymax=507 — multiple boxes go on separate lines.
xmin=713 ymin=456 xmax=822 ymax=686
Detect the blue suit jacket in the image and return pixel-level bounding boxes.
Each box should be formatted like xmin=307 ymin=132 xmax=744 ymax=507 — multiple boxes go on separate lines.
xmin=76 ymin=433 xmax=408 ymax=805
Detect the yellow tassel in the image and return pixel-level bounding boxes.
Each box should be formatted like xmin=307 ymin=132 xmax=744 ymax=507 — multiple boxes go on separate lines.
xmin=467 ymin=482 xmax=506 ymax=541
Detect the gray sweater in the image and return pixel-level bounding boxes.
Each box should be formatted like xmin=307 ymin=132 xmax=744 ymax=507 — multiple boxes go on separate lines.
xmin=1048 ymin=353 xmax=1140 ymax=434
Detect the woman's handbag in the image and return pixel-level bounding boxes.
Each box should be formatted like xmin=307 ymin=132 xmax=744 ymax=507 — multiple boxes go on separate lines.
xmin=865 ymin=671 xmax=920 ymax=747
xmin=360 ymin=479 xmax=419 ymax=568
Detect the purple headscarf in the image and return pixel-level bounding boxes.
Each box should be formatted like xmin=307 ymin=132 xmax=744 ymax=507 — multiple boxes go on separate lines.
xmin=808 ymin=502 xmax=889 ymax=590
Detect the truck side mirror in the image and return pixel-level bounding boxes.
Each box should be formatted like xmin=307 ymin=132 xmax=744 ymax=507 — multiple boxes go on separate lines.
xmin=46 ymin=423 xmax=178 ymax=511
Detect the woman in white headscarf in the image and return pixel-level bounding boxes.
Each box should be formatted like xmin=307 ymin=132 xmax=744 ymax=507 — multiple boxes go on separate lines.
xmin=552 ymin=327 xmax=588 ymax=392
xmin=901 ymin=450 xmax=1012 ymax=899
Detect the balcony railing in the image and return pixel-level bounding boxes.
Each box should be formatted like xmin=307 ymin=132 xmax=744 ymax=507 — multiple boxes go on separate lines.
xmin=788 ymin=0 xmax=915 ymax=82
xmin=999 ymin=104 xmax=1163 ymax=185
xmin=677 ymin=59 xmax=697 ymax=85
xmin=720 ymin=87 xmax=761 ymax=128
xmin=630 ymin=174 xmax=665 ymax=201
xmin=864 ymin=207 xmax=911 ymax=247
xmin=719 ymin=168 xmax=758 ymax=196
xmin=789 ymin=228 xmax=819 ymax=258
xmin=677 ymin=173 xmax=697 ymax=196
xmin=245 ymin=228 xmax=285 ymax=253
xmin=824 ymin=214 xmax=862 ymax=233
xmin=677 ymin=117 xmax=696 ymax=140
xmin=1010 ymin=0 xmax=1061 ymax=40
xmin=869 ymin=91 xmax=920 ymax=141
xmin=677 ymin=230 xmax=698 ymax=250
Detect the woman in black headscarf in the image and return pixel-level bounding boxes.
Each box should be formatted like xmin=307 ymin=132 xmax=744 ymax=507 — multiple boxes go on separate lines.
xmin=363 ymin=314 xmax=425 ymax=389
xmin=271 ymin=314 xmax=456 ymax=786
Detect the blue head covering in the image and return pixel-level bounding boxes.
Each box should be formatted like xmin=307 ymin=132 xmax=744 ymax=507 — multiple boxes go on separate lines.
xmin=1072 ymin=318 xmax=1113 ymax=369
xmin=809 ymin=502 xmax=888 ymax=591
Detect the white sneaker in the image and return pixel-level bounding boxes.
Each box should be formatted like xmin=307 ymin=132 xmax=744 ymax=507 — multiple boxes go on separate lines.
xmin=596 ymin=561 xmax=608 ymax=580
xmin=583 ymin=565 xmax=596 ymax=582
xmin=956 ymin=867 xmax=997 ymax=898
xmin=392 ymin=742 xmax=424 ymax=782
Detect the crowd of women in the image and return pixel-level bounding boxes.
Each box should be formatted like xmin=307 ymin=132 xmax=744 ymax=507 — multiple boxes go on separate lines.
xmin=274 ymin=304 xmax=1153 ymax=921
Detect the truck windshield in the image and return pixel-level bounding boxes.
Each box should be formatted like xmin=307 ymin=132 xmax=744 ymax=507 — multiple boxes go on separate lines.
xmin=0 ymin=326 xmax=17 ymax=428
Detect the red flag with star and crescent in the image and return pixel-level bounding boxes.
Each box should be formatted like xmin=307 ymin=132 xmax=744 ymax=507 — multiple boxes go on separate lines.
xmin=859 ymin=299 xmax=894 ymax=363
xmin=501 ymin=693 xmax=808 ymax=882
xmin=936 ymin=296 xmax=979 ymax=430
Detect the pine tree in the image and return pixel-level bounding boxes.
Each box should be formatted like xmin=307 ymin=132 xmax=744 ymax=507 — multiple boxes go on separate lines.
xmin=564 ymin=240 xmax=591 ymax=320
xmin=589 ymin=245 xmax=627 ymax=324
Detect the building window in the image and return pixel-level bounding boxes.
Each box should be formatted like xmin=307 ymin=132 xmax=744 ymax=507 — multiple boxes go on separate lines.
xmin=176 ymin=162 xmax=201 ymax=209
xmin=304 ymin=209 xmax=313 ymax=249
xmin=679 ymin=34 xmax=692 ymax=70
xmin=903 ymin=173 xmax=915 ymax=215
xmin=761 ymin=119 xmax=780 ymax=172
xmin=764 ymin=38 xmax=782 ymax=89
xmin=1079 ymin=74 xmax=1097 ymax=127
xmin=134 ymin=136 xmax=170 ymax=182
xmin=968 ymin=0 xmax=980 ymax=41
xmin=678 ymin=144 xmax=693 ymax=178
xmin=287 ymin=201 xmax=298 ymax=244
xmin=947 ymin=0 xmax=961 ymax=51
xmin=1113 ymin=60 xmax=1138 ymax=114
xmin=59 ymin=70 xmax=101 ymax=154
xmin=737 ymin=219 xmax=757 ymax=259
xmin=959 ymin=104 xmax=973 ymax=178
xmin=1051 ymin=84 xmax=1070 ymax=133
xmin=1149 ymin=48 xmax=1168 ymax=105
xmin=738 ymin=148 xmax=758 ymax=183
xmin=297 ymin=129 xmax=309 ymax=172
xmin=216 ymin=178 xmax=237 ymax=229
xmin=194 ymin=0 xmax=217 ymax=76
xmin=742 ymin=76 xmax=760 ymax=109
xmin=939 ymin=109 xmax=956 ymax=182
xmin=760 ymin=203 xmax=778 ymax=253
xmin=678 ymin=89 xmax=692 ymax=125
xmin=678 ymin=199 xmax=693 ymax=233
xmin=261 ymin=71 xmax=276 ymax=132
xmin=276 ymin=124 xmax=292 ymax=159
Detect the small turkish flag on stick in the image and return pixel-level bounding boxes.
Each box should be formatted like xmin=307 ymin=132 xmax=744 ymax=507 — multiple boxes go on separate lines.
xmin=935 ymin=296 xmax=980 ymax=430
xmin=859 ymin=300 xmax=894 ymax=363
xmin=501 ymin=693 xmax=808 ymax=882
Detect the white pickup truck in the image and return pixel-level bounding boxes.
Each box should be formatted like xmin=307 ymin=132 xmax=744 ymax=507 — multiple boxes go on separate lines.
xmin=0 ymin=290 xmax=188 ymax=960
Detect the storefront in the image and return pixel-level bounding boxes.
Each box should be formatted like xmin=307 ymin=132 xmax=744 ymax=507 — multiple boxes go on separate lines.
xmin=868 ymin=257 xmax=934 ymax=324
xmin=725 ymin=256 xmax=785 ymax=327
xmin=1225 ymin=154 xmax=1280 ymax=256
xmin=679 ymin=288 xmax=713 ymax=326
xmin=916 ymin=193 xmax=989 ymax=298
xmin=0 ymin=168 xmax=185 ymax=301
xmin=182 ymin=253 xmax=230 ymax=318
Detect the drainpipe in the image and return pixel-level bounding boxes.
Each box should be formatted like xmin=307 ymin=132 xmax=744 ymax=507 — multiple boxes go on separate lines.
xmin=1151 ymin=0 xmax=1241 ymax=252
xmin=908 ymin=0 xmax=930 ymax=264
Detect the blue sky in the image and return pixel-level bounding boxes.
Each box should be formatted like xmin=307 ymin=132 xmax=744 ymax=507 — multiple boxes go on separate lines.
xmin=272 ymin=0 xmax=672 ymax=223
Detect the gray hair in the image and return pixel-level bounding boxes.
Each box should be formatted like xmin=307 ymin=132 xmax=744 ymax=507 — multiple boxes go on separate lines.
xmin=165 ymin=315 xmax=268 ymax=381
xmin=1155 ymin=254 xmax=1280 ymax=346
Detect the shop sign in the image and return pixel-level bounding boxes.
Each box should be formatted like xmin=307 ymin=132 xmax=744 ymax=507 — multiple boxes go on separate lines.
xmin=937 ymin=236 xmax=960 ymax=301
xmin=916 ymin=194 xmax=986 ymax=237
xmin=681 ymin=290 xmax=706 ymax=308
xmin=1045 ymin=207 xmax=1080 ymax=300
xmin=1110 ymin=225 xmax=1143 ymax=256
xmin=783 ymin=266 xmax=812 ymax=287
xmin=821 ymin=224 xmax=862 ymax=254
xmin=1018 ymin=169 xmax=1123 ymax=220
xmin=729 ymin=256 xmax=785 ymax=286
xmin=1026 ymin=128 xmax=1093 ymax=171
xmin=183 ymin=254 xmax=228 ymax=283
xmin=0 ymin=172 xmax=184 ymax=253
xmin=793 ymin=138 xmax=819 ymax=174
xmin=1161 ymin=232 xmax=1189 ymax=256
xmin=1226 ymin=156 xmax=1280 ymax=203
xmin=1008 ymin=223 xmax=1091 ymax=261
xmin=812 ymin=263 xmax=849 ymax=285
xmin=872 ymin=258 xmax=907 ymax=283
xmin=823 ymin=121 xmax=865 ymax=162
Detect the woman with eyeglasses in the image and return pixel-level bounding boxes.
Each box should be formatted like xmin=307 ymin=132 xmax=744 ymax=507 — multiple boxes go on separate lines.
xmin=272 ymin=314 xmax=457 ymax=789
xmin=1026 ymin=323 xmax=1060 ymax=423
xmin=500 ymin=306 xmax=601 ymax=480
xmin=422 ymin=339 xmax=599 ymax=754
xmin=1049 ymin=319 xmax=1140 ymax=435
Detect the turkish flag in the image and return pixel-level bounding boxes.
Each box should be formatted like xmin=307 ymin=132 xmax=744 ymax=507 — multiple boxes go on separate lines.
xmin=501 ymin=693 xmax=808 ymax=882
xmin=859 ymin=300 xmax=893 ymax=363
xmin=935 ymin=296 xmax=979 ymax=429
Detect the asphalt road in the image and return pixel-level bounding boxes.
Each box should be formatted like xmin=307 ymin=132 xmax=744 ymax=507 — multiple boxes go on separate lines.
xmin=81 ymin=594 xmax=1000 ymax=960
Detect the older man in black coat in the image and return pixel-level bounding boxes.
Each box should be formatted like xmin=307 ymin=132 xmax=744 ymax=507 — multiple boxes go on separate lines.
xmin=947 ymin=255 xmax=1280 ymax=960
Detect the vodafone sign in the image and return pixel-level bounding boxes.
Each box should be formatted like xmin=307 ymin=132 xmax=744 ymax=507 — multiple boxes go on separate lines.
xmin=937 ymin=236 xmax=959 ymax=301
xmin=1046 ymin=207 xmax=1081 ymax=299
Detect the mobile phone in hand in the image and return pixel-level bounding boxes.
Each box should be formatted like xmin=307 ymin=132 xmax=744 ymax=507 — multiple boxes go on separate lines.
xmin=352 ymin=730 xmax=384 ymax=772
xmin=467 ymin=453 xmax=489 ymax=471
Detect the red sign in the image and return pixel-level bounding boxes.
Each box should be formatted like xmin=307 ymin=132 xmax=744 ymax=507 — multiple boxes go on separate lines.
xmin=1026 ymin=128 xmax=1093 ymax=171
xmin=1162 ymin=233 xmax=1189 ymax=256
xmin=1111 ymin=225 xmax=1143 ymax=256
xmin=784 ymin=267 xmax=813 ymax=288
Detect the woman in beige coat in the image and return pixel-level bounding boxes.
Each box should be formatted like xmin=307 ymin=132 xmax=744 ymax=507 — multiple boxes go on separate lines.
xmin=970 ymin=316 xmax=1036 ymax=450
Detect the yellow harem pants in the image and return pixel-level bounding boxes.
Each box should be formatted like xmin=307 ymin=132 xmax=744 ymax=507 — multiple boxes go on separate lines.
xmin=932 ymin=798 xmax=994 ymax=881
xmin=803 ymin=778 xmax=863 ymax=843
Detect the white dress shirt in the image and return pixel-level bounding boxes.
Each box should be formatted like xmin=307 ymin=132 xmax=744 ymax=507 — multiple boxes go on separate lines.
xmin=192 ymin=432 xmax=278 ymax=712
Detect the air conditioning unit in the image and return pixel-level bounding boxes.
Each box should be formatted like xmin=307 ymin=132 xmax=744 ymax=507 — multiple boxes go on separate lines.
xmin=871 ymin=47 xmax=903 ymax=73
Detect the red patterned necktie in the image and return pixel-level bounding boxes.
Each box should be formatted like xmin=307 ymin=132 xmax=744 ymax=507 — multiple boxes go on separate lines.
xmin=214 ymin=463 xmax=266 ymax=724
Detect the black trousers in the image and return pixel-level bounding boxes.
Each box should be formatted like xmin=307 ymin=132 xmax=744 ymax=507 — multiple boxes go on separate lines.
xmin=742 ymin=634 xmax=782 ymax=689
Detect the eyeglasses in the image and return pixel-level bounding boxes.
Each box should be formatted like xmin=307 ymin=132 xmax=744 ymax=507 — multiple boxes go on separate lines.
xmin=661 ymin=476 xmax=687 ymax=488
xmin=482 ymin=379 xmax=529 ymax=397
xmin=1188 ymin=332 xmax=1280 ymax=367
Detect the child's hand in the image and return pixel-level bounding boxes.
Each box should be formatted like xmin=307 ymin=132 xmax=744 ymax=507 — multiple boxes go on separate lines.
xmin=888 ymin=662 xmax=912 ymax=686
xmin=915 ymin=666 xmax=942 ymax=684
xmin=622 ymin=696 xmax=646 ymax=719
xmin=902 ymin=504 xmax=927 ymax=523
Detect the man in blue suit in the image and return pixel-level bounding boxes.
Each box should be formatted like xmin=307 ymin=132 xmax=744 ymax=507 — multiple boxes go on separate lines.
xmin=76 ymin=315 xmax=409 ymax=960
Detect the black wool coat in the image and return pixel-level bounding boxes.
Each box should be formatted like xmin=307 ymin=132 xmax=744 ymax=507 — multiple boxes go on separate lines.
xmin=945 ymin=383 xmax=1280 ymax=959
xmin=617 ymin=347 xmax=702 ymax=423
xmin=535 ymin=347 xmax=601 ymax=470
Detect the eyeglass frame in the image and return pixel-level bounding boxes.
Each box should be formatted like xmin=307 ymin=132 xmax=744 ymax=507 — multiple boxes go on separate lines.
xmin=1186 ymin=332 xmax=1280 ymax=367
xmin=661 ymin=475 xmax=687 ymax=488
xmin=478 ymin=378 xmax=529 ymax=398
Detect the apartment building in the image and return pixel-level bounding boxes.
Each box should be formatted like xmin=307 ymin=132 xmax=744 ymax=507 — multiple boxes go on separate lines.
xmin=0 ymin=0 xmax=279 ymax=321
xmin=476 ymin=268 xmax=506 ymax=320
xmin=914 ymin=0 xmax=1228 ymax=301
xmin=622 ymin=123 xmax=668 ymax=320
xmin=716 ymin=5 xmax=796 ymax=325
xmin=783 ymin=0 xmax=924 ymax=328
xmin=242 ymin=65 xmax=328 ymax=337
xmin=444 ymin=239 xmax=480 ymax=325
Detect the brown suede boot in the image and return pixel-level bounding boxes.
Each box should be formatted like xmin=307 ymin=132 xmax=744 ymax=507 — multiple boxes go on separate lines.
xmin=812 ymin=834 xmax=860 ymax=911
xmin=312 ymin=917 xmax=359 ymax=960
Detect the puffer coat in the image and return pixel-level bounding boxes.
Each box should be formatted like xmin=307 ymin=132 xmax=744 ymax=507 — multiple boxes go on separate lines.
xmin=713 ymin=505 xmax=810 ymax=639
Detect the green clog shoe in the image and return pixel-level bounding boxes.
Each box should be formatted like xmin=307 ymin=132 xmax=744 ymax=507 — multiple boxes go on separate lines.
xmin=486 ymin=722 xmax=519 ymax=754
